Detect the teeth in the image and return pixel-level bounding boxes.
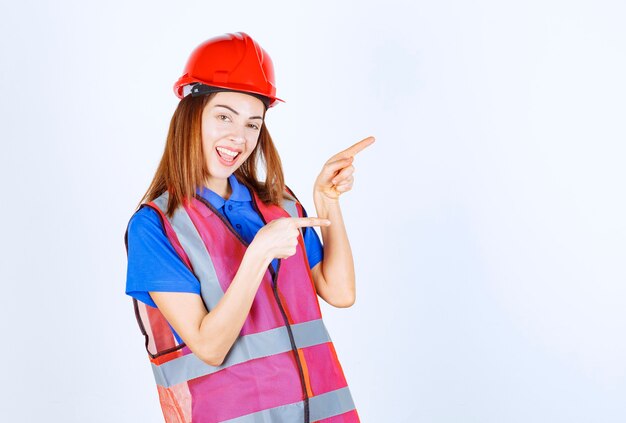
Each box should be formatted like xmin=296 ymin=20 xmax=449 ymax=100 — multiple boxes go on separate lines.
xmin=216 ymin=147 xmax=239 ymax=158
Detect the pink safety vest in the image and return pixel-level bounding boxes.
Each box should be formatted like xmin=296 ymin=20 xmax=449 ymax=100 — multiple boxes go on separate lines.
xmin=132 ymin=187 xmax=359 ymax=423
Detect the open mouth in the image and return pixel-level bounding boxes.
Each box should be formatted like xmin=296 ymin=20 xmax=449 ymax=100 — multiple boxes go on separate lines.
xmin=216 ymin=146 xmax=241 ymax=163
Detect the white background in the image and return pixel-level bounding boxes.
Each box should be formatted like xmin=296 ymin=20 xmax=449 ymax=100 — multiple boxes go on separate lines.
xmin=1 ymin=0 xmax=625 ymax=421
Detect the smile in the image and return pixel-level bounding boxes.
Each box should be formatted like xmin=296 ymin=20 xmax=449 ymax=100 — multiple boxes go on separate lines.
xmin=216 ymin=146 xmax=241 ymax=163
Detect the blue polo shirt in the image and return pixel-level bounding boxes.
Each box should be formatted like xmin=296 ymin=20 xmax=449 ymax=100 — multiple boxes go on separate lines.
xmin=125 ymin=175 xmax=324 ymax=309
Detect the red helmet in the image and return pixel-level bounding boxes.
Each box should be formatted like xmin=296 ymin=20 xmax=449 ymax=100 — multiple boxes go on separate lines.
xmin=173 ymin=32 xmax=283 ymax=107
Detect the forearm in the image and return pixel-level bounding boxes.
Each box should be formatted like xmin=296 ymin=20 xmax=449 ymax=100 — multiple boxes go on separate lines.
xmin=314 ymin=194 xmax=356 ymax=306
xmin=196 ymin=246 xmax=271 ymax=365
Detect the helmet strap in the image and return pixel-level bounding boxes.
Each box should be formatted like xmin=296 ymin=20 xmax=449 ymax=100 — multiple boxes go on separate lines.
xmin=186 ymin=83 xmax=271 ymax=109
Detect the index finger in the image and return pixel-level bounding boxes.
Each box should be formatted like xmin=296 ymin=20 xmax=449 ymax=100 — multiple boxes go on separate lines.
xmin=292 ymin=217 xmax=331 ymax=228
xmin=336 ymin=136 xmax=376 ymax=159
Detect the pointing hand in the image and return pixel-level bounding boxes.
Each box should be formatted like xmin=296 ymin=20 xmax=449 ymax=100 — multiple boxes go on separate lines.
xmin=252 ymin=217 xmax=331 ymax=261
xmin=314 ymin=136 xmax=375 ymax=201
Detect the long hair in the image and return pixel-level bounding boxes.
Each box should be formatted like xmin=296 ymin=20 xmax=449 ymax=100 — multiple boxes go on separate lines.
xmin=139 ymin=93 xmax=286 ymax=217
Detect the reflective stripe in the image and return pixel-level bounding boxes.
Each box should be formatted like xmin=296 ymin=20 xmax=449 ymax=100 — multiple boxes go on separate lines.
xmin=152 ymin=193 xmax=225 ymax=310
xmin=152 ymin=319 xmax=331 ymax=388
xmin=282 ymin=197 xmax=305 ymax=238
xmin=281 ymin=198 xmax=298 ymax=218
xmin=309 ymin=386 xmax=356 ymax=422
xmin=223 ymin=386 xmax=355 ymax=423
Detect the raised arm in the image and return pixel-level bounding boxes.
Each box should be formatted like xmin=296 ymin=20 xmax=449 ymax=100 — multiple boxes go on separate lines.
xmin=310 ymin=136 xmax=375 ymax=308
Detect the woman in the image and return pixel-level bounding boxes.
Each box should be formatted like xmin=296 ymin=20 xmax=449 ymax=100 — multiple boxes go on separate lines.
xmin=125 ymin=32 xmax=374 ymax=423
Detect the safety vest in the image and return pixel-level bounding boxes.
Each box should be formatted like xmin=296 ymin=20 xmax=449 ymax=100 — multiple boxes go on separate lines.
xmin=131 ymin=187 xmax=359 ymax=423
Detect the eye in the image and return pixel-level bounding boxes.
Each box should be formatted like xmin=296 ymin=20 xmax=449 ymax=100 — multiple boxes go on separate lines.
xmin=247 ymin=123 xmax=260 ymax=130
xmin=217 ymin=114 xmax=231 ymax=122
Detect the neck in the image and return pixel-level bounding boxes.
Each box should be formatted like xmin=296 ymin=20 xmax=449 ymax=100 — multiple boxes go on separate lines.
xmin=205 ymin=177 xmax=231 ymax=200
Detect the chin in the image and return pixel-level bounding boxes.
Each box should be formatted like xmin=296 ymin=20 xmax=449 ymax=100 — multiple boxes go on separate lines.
xmin=208 ymin=170 xmax=233 ymax=181
xmin=208 ymin=164 xmax=238 ymax=179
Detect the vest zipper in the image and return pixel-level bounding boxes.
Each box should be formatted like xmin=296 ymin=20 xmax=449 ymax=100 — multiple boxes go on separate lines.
xmin=195 ymin=194 xmax=310 ymax=423
xmin=268 ymin=260 xmax=311 ymax=423
xmin=250 ymin=196 xmax=311 ymax=423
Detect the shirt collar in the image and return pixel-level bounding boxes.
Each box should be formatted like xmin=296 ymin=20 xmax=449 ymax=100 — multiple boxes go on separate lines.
xmin=197 ymin=174 xmax=252 ymax=209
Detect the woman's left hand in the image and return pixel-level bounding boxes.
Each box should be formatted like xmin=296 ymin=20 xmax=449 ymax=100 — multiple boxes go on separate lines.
xmin=314 ymin=136 xmax=375 ymax=202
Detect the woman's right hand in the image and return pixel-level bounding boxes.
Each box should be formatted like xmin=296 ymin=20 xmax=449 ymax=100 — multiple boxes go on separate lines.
xmin=250 ymin=217 xmax=331 ymax=262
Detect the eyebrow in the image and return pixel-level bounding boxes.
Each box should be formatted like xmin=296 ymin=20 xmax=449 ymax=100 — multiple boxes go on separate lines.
xmin=214 ymin=104 xmax=264 ymax=120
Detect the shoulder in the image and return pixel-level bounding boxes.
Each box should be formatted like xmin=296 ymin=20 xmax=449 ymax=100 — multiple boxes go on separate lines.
xmin=127 ymin=205 xmax=164 ymax=239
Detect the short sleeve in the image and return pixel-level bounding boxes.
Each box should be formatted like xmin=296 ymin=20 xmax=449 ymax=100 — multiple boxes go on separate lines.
xmin=299 ymin=205 xmax=324 ymax=269
xmin=125 ymin=205 xmax=201 ymax=308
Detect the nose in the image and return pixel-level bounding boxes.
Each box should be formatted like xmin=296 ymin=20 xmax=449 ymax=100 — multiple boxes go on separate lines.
xmin=229 ymin=124 xmax=246 ymax=145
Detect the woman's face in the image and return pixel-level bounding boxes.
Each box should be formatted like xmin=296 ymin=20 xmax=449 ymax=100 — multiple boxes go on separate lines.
xmin=201 ymin=91 xmax=265 ymax=195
